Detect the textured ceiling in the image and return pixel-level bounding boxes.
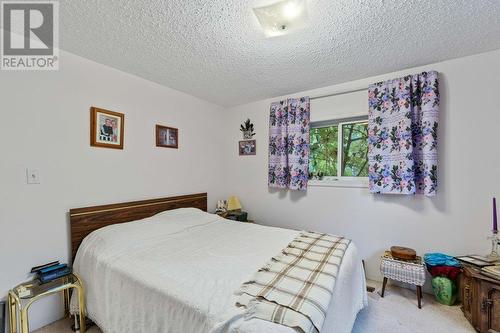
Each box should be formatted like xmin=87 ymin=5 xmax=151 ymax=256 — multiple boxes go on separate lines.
xmin=60 ymin=0 xmax=500 ymax=107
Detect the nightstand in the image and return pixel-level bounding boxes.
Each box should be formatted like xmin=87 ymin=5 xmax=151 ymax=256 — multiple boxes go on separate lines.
xmin=226 ymin=211 xmax=247 ymax=221
xmin=459 ymin=263 xmax=500 ymax=332
xmin=215 ymin=211 xmax=253 ymax=223
xmin=7 ymin=274 xmax=86 ymax=333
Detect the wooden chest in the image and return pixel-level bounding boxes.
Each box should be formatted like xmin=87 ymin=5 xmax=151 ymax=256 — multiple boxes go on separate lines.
xmin=460 ymin=264 xmax=500 ymax=332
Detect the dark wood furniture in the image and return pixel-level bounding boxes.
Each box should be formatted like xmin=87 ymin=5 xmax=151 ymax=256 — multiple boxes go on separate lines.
xmin=460 ymin=264 xmax=500 ymax=332
xmin=70 ymin=193 xmax=207 ymax=262
xmin=390 ymin=246 xmax=417 ymax=261
xmin=215 ymin=211 xmax=253 ymax=223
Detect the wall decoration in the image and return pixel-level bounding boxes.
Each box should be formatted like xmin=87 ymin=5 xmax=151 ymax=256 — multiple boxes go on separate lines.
xmin=240 ymin=118 xmax=256 ymax=140
xmin=156 ymin=125 xmax=178 ymax=148
xmin=239 ymin=140 xmax=256 ymax=155
xmin=90 ymin=107 xmax=124 ymax=149
xmin=215 ymin=200 xmax=227 ymax=214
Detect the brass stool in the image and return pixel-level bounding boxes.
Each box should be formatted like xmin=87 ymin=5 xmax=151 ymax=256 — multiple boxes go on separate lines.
xmin=8 ymin=273 xmax=86 ymax=333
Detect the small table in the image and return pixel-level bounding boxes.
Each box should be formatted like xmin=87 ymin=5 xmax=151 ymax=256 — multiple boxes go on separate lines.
xmin=215 ymin=211 xmax=252 ymax=222
xmin=7 ymin=274 xmax=86 ymax=333
xmin=380 ymin=251 xmax=426 ymax=308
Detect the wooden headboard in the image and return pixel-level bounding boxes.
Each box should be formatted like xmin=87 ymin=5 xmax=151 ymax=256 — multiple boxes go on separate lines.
xmin=69 ymin=193 xmax=207 ymax=262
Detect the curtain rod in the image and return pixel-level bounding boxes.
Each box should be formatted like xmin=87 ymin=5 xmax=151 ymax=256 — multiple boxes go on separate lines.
xmin=309 ymin=87 xmax=367 ymax=101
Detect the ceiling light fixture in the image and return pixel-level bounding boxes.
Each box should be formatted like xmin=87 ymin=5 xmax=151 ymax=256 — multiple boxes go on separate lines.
xmin=253 ymin=0 xmax=308 ymax=38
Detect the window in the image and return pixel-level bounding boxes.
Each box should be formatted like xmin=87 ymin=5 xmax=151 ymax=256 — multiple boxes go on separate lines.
xmin=309 ymin=116 xmax=368 ymax=186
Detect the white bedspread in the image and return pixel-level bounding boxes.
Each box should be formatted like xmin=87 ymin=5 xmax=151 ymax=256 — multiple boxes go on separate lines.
xmin=72 ymin=208 xmax=367 ymax=333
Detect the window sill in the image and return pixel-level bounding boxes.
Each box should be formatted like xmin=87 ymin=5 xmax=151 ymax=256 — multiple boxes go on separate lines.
xmin=308 ymin=178 xmax=368 ymax=188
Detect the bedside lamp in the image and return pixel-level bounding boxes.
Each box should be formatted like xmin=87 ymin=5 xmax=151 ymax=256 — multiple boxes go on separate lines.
xmin=227 ymin=196 xmax=242 ymax=212
xmin=226 ymin=196 xmax=248 ymax=222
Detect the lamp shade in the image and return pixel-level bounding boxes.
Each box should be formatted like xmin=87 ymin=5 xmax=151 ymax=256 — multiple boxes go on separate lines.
xmin=253 ymin=0 xmax=308 ymax=37
xmin=227 ymin=196 xmax=242 ymax=211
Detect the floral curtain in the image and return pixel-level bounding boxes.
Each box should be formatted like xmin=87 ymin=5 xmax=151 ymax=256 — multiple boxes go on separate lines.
xmin=368 ymin=71 xmax=439 ymax=196
xmin=268 ymin=97 xmax=310 ymax=191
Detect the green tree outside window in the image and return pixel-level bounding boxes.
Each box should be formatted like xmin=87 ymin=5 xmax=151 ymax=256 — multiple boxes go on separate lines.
xmin=309 ymin=121 xmax=368 ymax=179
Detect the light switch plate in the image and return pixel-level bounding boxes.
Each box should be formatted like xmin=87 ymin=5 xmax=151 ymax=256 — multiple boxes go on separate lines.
xmin=26 ymin=169 xmax=40 ymax=184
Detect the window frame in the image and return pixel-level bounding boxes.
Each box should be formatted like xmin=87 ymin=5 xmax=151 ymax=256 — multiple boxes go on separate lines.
xmin=308 ymin=116 xmax=369 ymax=188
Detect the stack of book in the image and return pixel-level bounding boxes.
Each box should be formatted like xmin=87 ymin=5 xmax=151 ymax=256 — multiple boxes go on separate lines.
xmin=481 ymin=265 xmax=500 ymax=281
xmin=30 ymin=261 xmax=72 ymax=284
xmin=456 ymin=255 xmax=500 ymax=268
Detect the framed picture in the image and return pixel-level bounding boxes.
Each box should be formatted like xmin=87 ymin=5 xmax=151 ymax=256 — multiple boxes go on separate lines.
xmin=239 ymin=140 xmax=256 ymax=155
xmin=156 ymin=125 xmax=178 ymax=148
xmin=90 ymin=107 xmax=124 ymax=149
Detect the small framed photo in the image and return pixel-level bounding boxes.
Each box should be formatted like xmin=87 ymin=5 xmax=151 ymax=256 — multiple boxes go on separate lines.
xmin=156 ymin=125 xmax=178 ymax=149
xmin=239 ymin=140 xmax=256 ymax=155
xmin=90 ymin=107 xmax=124 ymax=149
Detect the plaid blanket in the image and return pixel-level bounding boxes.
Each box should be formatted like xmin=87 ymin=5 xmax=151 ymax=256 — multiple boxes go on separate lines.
xmin=236 ymin=231 xmax=351 ymax=333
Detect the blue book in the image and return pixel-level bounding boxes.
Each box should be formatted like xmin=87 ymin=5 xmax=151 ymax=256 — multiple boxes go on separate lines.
xmin=39 ymin=267 xmax=71 ymax=283
xmin=30 ymin=261 xmax=60 ymax=273
xmin=40 ymin=263 xmax=67 ymax=274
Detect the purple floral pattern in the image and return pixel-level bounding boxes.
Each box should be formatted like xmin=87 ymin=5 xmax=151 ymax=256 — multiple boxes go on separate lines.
xmin=368 ymin=71 xmax=439 ymax=196
xmin=268 ymin=97 xmax=310 ymax=191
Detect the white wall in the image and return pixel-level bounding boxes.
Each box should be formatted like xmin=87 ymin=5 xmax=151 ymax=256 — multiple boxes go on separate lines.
xmin=222 ymin=49 xmax=500 ymax=286
xmin=0 ymin=50 xmax=226 ymax=330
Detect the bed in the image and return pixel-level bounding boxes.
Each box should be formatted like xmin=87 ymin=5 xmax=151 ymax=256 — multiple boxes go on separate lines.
xmin=70 ymin=193 xmax=367 ymax=333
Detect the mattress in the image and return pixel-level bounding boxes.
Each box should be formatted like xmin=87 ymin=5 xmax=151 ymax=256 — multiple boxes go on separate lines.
xmin=72 ymin=208 xmax=367 ymax=333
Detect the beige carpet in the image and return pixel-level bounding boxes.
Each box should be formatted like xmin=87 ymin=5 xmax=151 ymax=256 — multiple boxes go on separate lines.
xmin=35 ymin=281 xmax=474 ymax=333
xmin=352 ymin=281 xmax=475 ymax=333
xmin=33 ymin=318 xmax=100 ymax=333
